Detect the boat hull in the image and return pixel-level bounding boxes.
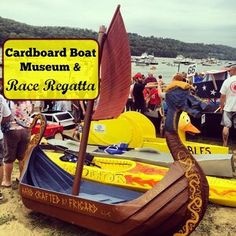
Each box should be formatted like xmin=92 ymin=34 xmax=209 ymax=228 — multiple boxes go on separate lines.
xmin=20 ymin=161 xmax=195 ymax=236
xmin=190 ymin=111 xmax=236 ymax=141
xmin=20 ymin=112 xmax=209 ymax=236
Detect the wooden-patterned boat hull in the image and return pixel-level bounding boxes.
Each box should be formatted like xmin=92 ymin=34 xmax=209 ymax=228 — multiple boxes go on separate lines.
xmin=20 ymin=161 xmax=198 ymax=236
xmin=20 ymin=120 xmax=208 ymax=235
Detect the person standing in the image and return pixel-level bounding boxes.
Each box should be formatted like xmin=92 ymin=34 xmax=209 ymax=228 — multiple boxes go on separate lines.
xmin=71 ymin=100 xmax=86 ymax=124
xmin=54 ymin=101 xmax=72 ymax=112
xmin=132 ymin=73 xmax=146 ymax=113
xmin=0 ymin=95 xmax=11 ymax=201
xmin=144 ymin=70 xmax=157 ymax=84
xmin=220 ymin=65 xmax=236 ymax=146
xmin=2 ymin=101 xmax=32 ymax=188
xmin=126 ymin=78 xmax=135 ymax=111
xmin=143 ymin=83 xmax=161 ymax=111
xmin=164 ymin=73 xmax=208 ymax=132
xmin=157 ymin=75 xmax=164 ymax=85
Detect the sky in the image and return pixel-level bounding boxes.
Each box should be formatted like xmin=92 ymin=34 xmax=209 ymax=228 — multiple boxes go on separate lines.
xmin=1 ymin=0 xmax=236 ymax=48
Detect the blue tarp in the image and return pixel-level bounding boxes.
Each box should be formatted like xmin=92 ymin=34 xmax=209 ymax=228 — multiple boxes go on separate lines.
xmin=21 ymin=146 xmax=142 ymax=203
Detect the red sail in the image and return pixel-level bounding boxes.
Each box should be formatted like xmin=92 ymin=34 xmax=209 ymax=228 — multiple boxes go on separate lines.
xmin=92 ymin=6 xmax=131 ymax=120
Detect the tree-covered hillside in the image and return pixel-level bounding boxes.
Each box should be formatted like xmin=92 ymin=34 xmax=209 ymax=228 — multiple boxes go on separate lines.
xmin=1 ymin=16 xmax=236 ymax=60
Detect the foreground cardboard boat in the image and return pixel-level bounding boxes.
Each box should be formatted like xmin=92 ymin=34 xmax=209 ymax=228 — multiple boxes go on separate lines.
xmin=19 ymin=6 xmax=208 ymax=236
xmin=20 ymin=114 xmax=209 ymax=235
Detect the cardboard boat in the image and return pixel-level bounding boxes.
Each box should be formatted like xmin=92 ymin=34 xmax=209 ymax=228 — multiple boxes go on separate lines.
xmin=43 ymin=148 xmax=236 ymax=207
xmin=87 ymin=111 xmax=229 ymax=154
xmin=46 ymin=137 xmax=235 ymax=178
xmin=20 ymin=112 xmax=209 ymax=235
xmin=19 ymin=6 xmax=208 ymax=236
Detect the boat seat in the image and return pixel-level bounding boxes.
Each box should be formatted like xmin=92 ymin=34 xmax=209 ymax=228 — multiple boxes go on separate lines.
xmin=79 ymin=193 xmax=127 ymax=204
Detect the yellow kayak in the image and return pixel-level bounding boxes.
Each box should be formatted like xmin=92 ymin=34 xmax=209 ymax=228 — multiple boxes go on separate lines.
xmin=45 ymin=150 xmax=236 ymax=207
xmin=87 ymin=111 xmax=228 ymax=154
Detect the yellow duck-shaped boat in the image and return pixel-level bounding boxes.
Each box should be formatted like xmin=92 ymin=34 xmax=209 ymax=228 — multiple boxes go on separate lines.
xmin=87 ymin=111 xmax=228 ymax=154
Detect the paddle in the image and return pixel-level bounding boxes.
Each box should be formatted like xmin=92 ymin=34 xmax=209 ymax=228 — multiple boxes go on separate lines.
xmin=42 ymin=143 xmax=101 ymax=168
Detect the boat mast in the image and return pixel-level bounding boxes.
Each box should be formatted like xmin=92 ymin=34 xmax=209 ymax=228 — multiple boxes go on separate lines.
xmin=72 ymin=26 xmax=106 ymax=195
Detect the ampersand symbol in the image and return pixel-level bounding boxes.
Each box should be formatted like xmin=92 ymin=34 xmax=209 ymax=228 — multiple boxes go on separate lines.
xmin=74 ymin=63 xmax=81 ymax=71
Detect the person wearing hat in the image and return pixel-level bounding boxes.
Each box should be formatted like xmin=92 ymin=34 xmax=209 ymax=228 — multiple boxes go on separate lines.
xmin=164 ymin=73 xmax=208 ymax=132
xmin=220 ymin=65 xmax=236 ymax=146
xmin=134 ymin=73 xmax=142 ymax=80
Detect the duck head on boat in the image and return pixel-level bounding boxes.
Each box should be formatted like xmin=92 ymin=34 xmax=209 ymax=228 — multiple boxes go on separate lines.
xmin=178 ymin=111 xmax=200 ymax=141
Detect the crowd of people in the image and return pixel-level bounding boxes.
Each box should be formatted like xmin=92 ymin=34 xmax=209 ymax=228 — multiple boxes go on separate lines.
xmin=126 ymin=69 xmax=164 ymax=114
xmin=127 ymin=64 xmax=236 ymax=146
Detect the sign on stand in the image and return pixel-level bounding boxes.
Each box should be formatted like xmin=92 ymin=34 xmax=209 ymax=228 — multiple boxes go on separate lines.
xmin=3 ymin=39 xmax=99 ymax=100
xmin=187 ymin=64 xmax=197 ymax=77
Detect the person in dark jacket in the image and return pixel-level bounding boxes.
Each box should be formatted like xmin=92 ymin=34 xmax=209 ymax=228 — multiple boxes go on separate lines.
xmin=132 ymin=73 xmax=146 ymax=113
xmin=164 ymin=73 xmax=208 ymax=132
